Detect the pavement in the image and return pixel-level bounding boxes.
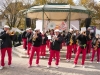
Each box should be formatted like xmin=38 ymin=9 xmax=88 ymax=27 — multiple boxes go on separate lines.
xmin=0 ymin=46 xmax=100 ymax=75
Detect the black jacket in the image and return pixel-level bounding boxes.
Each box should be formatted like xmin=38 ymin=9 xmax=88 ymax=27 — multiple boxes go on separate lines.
xmin=22 ymin=31 xmax=27 ymax=39
xmin=32 ymin=33 xmax=42 ymax=47
xmin=50 ymin=34 xmax=63 ymax=51
xmin=0 ymin=31 xmax=13 ymax=49
xmin=65 ymin=32 xmax=73 ymax=45
xmin=86 ymin=31 xmax=91 ymax=41
xmin=77 ymin=34 xmax=87 ymax=48
xmin=98 ymin=41 xmax=100 ymax=48
xmin=41 ymin=34 xmax=48 ymax=45
xmin=92 ymin=37 xmax=98 ymax=47
xmin=26 ymin=32 xmax=32 ymax=43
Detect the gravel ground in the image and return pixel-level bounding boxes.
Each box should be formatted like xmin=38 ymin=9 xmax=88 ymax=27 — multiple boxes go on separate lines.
xmin=0 ymin=54 xmax=100 ymax=75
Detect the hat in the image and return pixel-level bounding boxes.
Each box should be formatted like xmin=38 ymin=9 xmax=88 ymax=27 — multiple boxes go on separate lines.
xmin=4 ymin=25 xmax=10 ymax=28
xmin=26 ymin=28 xmax=31 ymax=31
xmin=34 ymin=28 xmax=40 ymax=31
xmin=81 ymin=28 xmax=86 ymax=33
xmin=59 ymin=30 xmax=62 ymax=32
xmin=90 ymin=30 xmax=94 ymax=33
xmin=69 ymin=28 xmax=73 ymax=32
xmin=88 ymin=27 xmax=91 ymax=30
xmin=54 ymin=29 xmax=59 ymax=32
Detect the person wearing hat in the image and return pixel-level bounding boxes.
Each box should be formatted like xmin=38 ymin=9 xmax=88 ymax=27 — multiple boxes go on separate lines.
xmin=28 ymin=28 xmax=42 ymax=67
xmin=25 ymin=28 xmax=33 ymax=55
xmin=22 ymin=28 xmax=28 ymax=50
xmin=65 ymin=28 xmax=74 ymax=62
xmin=40 ymin=31 xmax=48 ymax=58
xmin=47 ymin=29 xmax=63 ymax=68
xmin=90 ymin=34 xmax=100 ymax=63
xmin=73 ymin=29 xmax=87 ymax=68
xmin=0 ymin=25 xmax=14 ymax=70
xmin=86 ymin=27 xmax=92 ymax=56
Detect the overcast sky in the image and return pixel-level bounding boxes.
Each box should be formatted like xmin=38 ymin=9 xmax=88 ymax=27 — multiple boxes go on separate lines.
xmin=0 ymin=0 xmax=100 ymax=5
xmin=0 ymin=0 xmax=100 ymax=7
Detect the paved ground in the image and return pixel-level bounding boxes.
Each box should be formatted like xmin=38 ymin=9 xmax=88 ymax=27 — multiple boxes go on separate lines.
xmin=0 ymin=53 xmax=100 ymax=75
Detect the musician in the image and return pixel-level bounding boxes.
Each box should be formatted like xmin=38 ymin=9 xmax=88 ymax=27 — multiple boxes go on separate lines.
xmin=73 ymin=29 xmax=87 ymax=68
xmin=73 ymin=31 xmax=78 ymax=54
xmin=0 ymin=25 xmax=14 ymax=70
xmin=86 ymin=27 xmax=92 ymax=55
xmin=62 ymin=30 xmax=66 ymax=46
xmin=47 ymin=29 xmax=62 ymax=68
xmin=28 ymin=28 xmax=42 ymax=68
xmin=65 ymin=28 xmax=74 ymax=62
xmin=48 ymin=29 xmax=54 ymax=51
xmin=40 ymin=31 xmax=48 ymax=58
xmin=46 ymin=30 xmax=50 ymax=49
xmin=97 ymin=35 xmax=100 ymax=63
xmin=25 ymin=28 xmax=33 ymax=55
xmin=91 ymin=34 xmax=100 ymax=63
xmin=22 ymin=29 xmax=27 ymax=50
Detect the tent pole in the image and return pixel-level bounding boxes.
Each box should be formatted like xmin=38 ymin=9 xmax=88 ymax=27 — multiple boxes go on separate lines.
xmin=42 ymin=6 xmax=44 ymax=32
xmin=79 ymin=19 xmax=81 ymax=31
xmin=68 ymin=5 xmax=71 ymax=30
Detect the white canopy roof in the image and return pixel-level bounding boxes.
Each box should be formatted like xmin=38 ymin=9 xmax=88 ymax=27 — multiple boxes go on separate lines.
xmin=26 ymin=4 xmax=90 ymax=21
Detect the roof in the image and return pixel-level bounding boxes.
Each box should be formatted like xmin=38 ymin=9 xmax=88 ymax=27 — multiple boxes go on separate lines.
xmin=27 ymin=4 xmax=90 ymax=14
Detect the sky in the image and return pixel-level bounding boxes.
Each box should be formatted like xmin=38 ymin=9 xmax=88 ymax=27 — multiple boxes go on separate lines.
xmin=74 ymin=0 xmax=100 ymax=2
xmin=0 ymin=0 xmax=100 ymax=5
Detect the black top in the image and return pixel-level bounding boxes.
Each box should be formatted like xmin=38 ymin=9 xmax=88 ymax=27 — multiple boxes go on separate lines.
xmin=41 ymin=34 xmax=48 ymax=45
xmin=0 ymin=31 xmax=13 ymax=49
xmin=26 ymin=32 xmax=32 ymax=43
xmin=65 ymin=32 xmax=73 ymax=45
xmin=50 ymin=34 xmax=63 ymax=51
xmin=22 ymin=31 xmax=27 ymax=39
xmin=86 ymin=30 xmax=91 ymax=41
xmin=77 ymin=34 xmax=87 ymax=47
xmin=32 ymin=33 xmax=42 ymax=47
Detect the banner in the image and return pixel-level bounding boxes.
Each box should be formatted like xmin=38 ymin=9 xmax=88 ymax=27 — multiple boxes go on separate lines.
xmin=59 ymin=21 xmax=67 ymax=30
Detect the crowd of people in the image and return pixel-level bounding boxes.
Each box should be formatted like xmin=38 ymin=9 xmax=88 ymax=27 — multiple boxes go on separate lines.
xmin=0 ymin=25 xmax=100 ymax=70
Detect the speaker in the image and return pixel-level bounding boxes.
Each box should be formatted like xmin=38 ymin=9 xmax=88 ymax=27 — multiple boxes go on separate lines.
xmin=85 ymin=18 xmax=91 ymax=29
xmin=26 ymin=18 xmax=31 ymax=27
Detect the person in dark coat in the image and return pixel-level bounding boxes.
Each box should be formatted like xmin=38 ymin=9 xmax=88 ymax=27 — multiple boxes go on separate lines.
xmin=22 ymin=29 xmax=27 ymax=50
xmin=40 ymin=31 xmax=48 ymax=58
xmin=91 ymin=34 xmax=100 ymax=63
xmin=26 ymin=28 xmax=33 ymax=55
xmin=86 ymin=27 xmax=92 ymax=55
xmin=47 ymin=29 xmax=63 ymax=68
xmin=28 ymin=28 xmax=42 ymax=68
xmin=73 ymin=29 xmax=87 ymax=68
xmin=0 ymin=25 xmax=14 ymax=70
xmin=65 ymin=28 xmax=74 ymax=62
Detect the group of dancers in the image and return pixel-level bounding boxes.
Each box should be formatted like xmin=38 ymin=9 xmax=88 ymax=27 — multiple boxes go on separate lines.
xmin=0 ymin=25 xmax=100 ymax=70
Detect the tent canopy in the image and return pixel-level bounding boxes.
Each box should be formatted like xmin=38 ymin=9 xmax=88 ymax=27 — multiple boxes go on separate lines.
xmin=26 ymin=3 xmax=91 ymax=21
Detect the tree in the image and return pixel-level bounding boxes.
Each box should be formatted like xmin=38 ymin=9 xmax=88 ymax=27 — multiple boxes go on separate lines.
xmin=49 ymin=0 xmax=67 ymax=3
xmin=0 ymin=0 xmax=33 ymax=28
xmin=33 ymin=0 xmax=48 ymax=5
xmin=80 ymin=0 xmax=87 ymax=5
xmin=33 ymin=0 xmax=75 ymax=5
xmin=78 ymin=0 xmax=100 ymax=28
xmin=67 ymin=0 xmax=75 ymax=5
